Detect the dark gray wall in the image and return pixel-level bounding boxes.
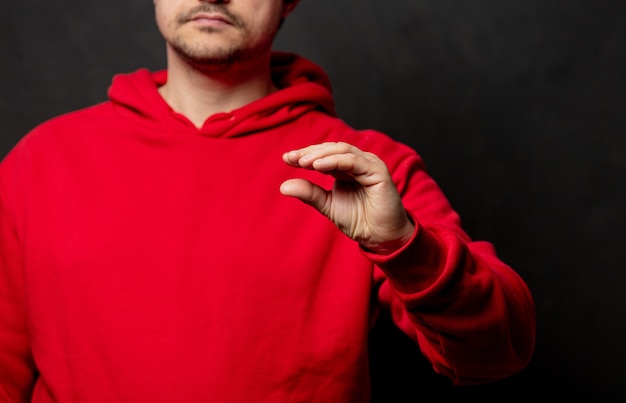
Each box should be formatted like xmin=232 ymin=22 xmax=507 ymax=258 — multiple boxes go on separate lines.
xmin=2 ymin=1 xmax=625 ymax=400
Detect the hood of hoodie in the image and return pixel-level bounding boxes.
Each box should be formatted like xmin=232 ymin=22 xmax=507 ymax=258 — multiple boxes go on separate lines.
xmin=107 ymin=52 xmax=336 ymax=138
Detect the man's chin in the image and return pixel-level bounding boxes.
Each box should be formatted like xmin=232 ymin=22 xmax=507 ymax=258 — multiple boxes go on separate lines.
xmin=173 ymin=43 xmax=241 ymax=65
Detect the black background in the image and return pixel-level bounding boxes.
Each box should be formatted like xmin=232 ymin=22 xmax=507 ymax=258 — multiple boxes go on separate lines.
xmin=1 ymin=1 xmax=625 ymax=401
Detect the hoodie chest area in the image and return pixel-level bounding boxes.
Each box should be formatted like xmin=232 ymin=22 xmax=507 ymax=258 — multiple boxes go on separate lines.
xmin=21 ymin=132 xmax=345 ymax=270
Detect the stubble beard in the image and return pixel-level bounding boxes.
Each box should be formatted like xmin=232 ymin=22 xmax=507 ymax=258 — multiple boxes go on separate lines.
xmin=168 ymin=5 xmax=279 ymax=73
xmin=169 ymin=26 xmax=279 ymax=74
xmin=171 ymin=33 xmax=241 ymax=68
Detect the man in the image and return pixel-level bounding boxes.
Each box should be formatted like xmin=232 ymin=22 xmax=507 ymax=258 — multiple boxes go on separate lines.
xmin=0 ymin=0 xmax=536 ymax=401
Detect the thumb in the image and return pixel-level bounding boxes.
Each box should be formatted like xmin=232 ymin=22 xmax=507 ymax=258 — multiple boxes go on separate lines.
xmin=280 ymin=178 xmax=329 ymax=212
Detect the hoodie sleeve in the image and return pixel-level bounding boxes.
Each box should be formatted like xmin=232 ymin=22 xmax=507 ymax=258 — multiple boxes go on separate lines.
xmin=362 ymin=147 xmax=536 ymax=386
xmin=0 ymin=159 xmax=37 ymax=401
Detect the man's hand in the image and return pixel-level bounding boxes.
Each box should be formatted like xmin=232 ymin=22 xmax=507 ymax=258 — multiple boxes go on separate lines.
xmin=280 ymin=142 xmax=415 ymax=254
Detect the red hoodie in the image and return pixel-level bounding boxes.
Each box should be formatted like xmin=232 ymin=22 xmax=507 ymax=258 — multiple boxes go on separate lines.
xmin=0 ymin=52 xmax=536 ymax=402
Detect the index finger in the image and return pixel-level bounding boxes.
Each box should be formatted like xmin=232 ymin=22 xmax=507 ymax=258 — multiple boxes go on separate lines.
xmin=282 ymin=142 xmax=361 ymax=168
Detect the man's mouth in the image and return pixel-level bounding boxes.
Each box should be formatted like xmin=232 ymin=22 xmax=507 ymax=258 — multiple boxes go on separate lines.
xmin=178 ymin=5 xmax=243 ymax=28
xmin=189 ymin=12 xmax=233 ymax=26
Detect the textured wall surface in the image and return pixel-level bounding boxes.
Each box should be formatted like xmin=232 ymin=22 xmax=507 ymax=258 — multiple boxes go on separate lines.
xmin=1 ymin=1 xmax=625 ymax=400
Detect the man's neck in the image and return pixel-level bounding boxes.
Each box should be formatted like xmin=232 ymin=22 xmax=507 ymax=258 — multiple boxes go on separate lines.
xmin=158 ymin=52 xmax=276 ymax=128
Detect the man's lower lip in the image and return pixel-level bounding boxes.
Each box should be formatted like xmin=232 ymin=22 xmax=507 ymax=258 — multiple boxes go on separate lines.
xmin=192 ymin=18 xmax=232 ymax=27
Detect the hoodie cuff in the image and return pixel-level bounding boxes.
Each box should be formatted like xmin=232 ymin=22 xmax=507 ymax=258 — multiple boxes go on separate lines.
xmin=360 ymin=211 xmax=448 ymax=295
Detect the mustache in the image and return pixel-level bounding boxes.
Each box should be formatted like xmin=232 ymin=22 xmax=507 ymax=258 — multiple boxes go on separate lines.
xmin=178 ymin=4 xmax=244 ymax=28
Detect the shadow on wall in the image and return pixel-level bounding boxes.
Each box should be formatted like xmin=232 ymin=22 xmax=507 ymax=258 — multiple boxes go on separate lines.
xmin=368 ymin=311 xmax=618 ymax=401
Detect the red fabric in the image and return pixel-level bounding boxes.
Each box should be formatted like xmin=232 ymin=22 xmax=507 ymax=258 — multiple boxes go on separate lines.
xmin=0 ymin=52 xmax=535 ymax=402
